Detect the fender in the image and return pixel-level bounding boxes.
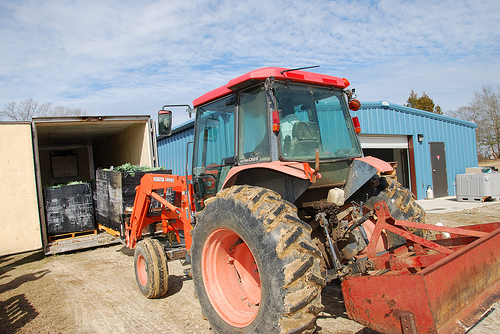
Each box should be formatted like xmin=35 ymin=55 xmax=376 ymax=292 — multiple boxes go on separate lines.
xmin=355 ymin=156 xmax=394 ymax=174
xmin=221 ymin=161 xmax=321 ymax=203
xmin=343 ymin=156 xmax=394 ymax=201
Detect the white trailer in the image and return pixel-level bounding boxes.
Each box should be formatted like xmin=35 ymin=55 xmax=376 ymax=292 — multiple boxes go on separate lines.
xmin=0 ymin=116 xmax=158 ymax=256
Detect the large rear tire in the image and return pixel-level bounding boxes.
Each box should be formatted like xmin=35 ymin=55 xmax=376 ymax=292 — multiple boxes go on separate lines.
xmin=134 ymin=238 xmax=169 ymax=299
xmin=191 ymin=185 xmax=325 ymax=334
xmin=362 ymin=176 xmax=427 ymax=247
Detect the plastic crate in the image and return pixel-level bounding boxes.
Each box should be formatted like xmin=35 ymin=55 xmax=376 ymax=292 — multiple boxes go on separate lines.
xmin=95 ymin=169 xmax=172 ymax=233
xmin=455 ymin=173 xmax=500 ymax=202
xmin=43 ymin=183 xmax=95 ymax=235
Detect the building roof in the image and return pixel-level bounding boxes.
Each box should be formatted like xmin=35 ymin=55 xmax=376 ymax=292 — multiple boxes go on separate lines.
xmin=171 ymin=118 xmax=195 ymax=135
xmin=360 ymin=101 xmax=477 ymax=128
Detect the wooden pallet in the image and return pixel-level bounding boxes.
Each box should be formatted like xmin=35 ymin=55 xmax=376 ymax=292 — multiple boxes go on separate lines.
xmin=48 ymin=229 xmax=98 ymax=242
xmin=98 ymin=224 xmax=120 ymax=237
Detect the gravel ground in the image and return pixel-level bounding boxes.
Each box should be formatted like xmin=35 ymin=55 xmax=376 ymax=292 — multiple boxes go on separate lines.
xmin=1 ymin=204 xmax=499 ymax=334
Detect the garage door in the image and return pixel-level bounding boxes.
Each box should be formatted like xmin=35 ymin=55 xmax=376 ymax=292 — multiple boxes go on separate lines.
xmin=359 ymin=135 xmax=411 ymax=189
xmin=358 ymin=134 xmax=408 ymax=149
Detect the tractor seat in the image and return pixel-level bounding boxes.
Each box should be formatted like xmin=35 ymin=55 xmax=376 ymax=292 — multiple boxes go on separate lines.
xmin=291 ymin=122 xmax=321 ymax=157
xmin=292 ymin=121 xmax=319 ymax=141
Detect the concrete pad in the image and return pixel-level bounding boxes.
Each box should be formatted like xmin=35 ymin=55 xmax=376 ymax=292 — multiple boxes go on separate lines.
xmin=416 ymin=196 xmax=499 ymax=213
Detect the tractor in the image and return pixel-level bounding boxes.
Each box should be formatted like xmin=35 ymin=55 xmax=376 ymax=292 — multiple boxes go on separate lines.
xmin=125 ymin=67 xmax=500 ymax=334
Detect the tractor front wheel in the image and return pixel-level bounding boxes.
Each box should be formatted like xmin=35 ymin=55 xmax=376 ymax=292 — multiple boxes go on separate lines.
xmin=191 ymin=185 xmax=325 ymax=334
xmin=356 ymin=176 xmax=427 ymax=248
xmin=134 ymin=238 xmax=169 ymax=299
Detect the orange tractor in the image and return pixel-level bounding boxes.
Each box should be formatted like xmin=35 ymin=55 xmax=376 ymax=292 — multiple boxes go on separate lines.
xmin=125 ymin=67 xmax=500 ymax=333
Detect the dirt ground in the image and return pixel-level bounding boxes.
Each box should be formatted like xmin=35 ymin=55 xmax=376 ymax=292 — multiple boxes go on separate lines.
xmin=479 ymin=159 xmax=500 ymax=169
xmin=1 ymin=204 xmax=499 ymax=334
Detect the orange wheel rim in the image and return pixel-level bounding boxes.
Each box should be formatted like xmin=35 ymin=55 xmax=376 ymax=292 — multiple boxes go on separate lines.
xmin=202 ymin=228 xmax=261 ymax=327
xmin=137 ymin=254 xmax=148 ymax=286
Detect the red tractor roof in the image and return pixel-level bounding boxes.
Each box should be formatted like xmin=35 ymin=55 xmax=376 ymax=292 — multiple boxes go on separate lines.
xmin=193 ymin=67 xmax=350 ymax=107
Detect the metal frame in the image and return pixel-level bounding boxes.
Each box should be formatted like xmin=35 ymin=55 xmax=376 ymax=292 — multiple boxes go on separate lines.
xmin=342 ymin=201 xmax=500 ymax=334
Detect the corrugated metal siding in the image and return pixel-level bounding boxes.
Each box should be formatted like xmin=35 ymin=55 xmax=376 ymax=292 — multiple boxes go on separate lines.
xmin=157 ymin=120 xmax=195 ymax=176
xmin=157 ymin=102 xmax=478 ymax=200
xmin=352 ymin=102 xmax=477 ymax=199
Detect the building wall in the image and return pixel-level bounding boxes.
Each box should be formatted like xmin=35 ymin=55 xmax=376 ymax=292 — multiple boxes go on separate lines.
xmin=157 ymin=102 xmax=478 ymax=200
xmin=351 ymin=102 xmax=477 ymax=199
xmin=157 ymin=121 xmax=194 ymax=176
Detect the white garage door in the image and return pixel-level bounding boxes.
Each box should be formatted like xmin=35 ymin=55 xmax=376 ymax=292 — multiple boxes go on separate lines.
xmin=358 ymin=134 xmax=408 ymax=149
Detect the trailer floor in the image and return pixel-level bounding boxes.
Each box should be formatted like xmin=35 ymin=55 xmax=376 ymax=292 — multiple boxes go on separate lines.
xmin=1 ymin=204 xmax=499 ymax=334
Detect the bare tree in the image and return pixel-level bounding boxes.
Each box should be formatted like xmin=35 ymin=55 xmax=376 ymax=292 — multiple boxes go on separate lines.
xmin=1 ymin=98 xmax=86 ymax=121
xmin=48 ymin=105 xmax=86 ymax=117
xmin=449 ymin=85 xmax=500 ymax=159
xmin=1 ymin=98 xmax=50 ymax=121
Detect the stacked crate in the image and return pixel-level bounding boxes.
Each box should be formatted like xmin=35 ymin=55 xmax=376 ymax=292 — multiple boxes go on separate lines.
xmin=43 ymin=183 xmax=96 ymax=239
xmin=95 ymin=168 xmax=172 ymax=235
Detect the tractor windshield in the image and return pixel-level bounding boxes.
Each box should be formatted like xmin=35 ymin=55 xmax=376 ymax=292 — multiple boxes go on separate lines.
xmin=274 ymin=82 xmax=362 ymax=161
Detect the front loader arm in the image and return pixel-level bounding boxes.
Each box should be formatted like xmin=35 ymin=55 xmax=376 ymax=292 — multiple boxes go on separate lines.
xmin=125 ymin=173 xmax=193 ymax=250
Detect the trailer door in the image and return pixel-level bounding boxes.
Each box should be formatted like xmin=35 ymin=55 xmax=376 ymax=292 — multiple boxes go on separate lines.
xmin=0 ymin=122 xmax=42 ymax=256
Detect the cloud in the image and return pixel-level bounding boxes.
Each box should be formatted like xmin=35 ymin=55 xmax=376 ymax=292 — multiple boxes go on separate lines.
xmin=0 ymin=0 xmax=499 ymax=125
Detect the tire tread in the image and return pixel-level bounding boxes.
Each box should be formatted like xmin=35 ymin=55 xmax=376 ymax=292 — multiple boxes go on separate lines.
xmin=193 ymin=185 xmax=324 ymax=334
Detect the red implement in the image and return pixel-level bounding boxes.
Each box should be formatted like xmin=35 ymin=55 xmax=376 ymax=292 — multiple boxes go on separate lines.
xmin=342 ymin=202 xmax=500 ymax=334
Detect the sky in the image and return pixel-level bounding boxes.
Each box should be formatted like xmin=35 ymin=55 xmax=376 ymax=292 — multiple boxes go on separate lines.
xmin=0 ymin=0 xmax=499 ymax=127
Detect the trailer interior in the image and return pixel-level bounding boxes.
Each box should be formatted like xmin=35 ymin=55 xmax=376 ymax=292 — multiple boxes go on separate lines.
xmin=32 ymin=116 xmax=158 ymax=254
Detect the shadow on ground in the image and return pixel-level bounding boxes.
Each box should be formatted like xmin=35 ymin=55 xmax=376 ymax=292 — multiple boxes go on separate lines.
xmin=0 ymin=294 xmax=39 ymax=333
xmin=0 ymin=270 xmax=50 ymax=294
xmin=0 ymin=265 xmax=48 ymax=333
xmin=0 ymin=251 xmax=45 ymax=277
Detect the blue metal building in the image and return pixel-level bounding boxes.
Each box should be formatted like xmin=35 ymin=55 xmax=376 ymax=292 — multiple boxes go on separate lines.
xmin=157 ymin=119 xmax=194 ymax=178
xmin=351 ymin=101 xmax=477 ymax=200
xmin=157 ymin=101 xmax=477 ymax=200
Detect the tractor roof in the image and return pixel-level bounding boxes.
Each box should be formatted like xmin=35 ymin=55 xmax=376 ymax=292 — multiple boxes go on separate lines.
xmin=193 ymin=67 xmax=350 ymax=108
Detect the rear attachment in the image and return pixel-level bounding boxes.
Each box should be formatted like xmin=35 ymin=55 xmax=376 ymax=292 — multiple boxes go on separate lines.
xmin=341 ymin=201 xmax=500 ymax=334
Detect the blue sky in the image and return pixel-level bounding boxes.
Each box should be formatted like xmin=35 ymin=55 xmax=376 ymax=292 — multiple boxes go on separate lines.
xmin=0 ymin=0 xmax=499 ymax=126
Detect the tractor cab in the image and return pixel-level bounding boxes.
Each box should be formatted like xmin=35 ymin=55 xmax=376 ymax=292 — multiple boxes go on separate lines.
xmin=188 ymin=67 xmax=362 ymax=210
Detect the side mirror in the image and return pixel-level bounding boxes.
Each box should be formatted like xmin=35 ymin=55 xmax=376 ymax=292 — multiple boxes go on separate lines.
xmin=158 ymin=110 xmax=172 ymax=137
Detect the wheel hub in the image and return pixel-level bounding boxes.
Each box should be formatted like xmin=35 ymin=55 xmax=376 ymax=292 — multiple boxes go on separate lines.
xmin=202 ymin=228 xmax=261 ymax=327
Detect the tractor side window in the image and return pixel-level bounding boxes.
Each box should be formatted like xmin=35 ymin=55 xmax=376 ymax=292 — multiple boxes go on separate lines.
xmin=275 ymin=82 xmax=361 ymax=161
xmin=316 ymin=96 xmax=360 ymax=157
xmin=192 ymin=96 xmax=235 ymax=206
xmin=238 ymin=85 xmax=270 ymax=164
